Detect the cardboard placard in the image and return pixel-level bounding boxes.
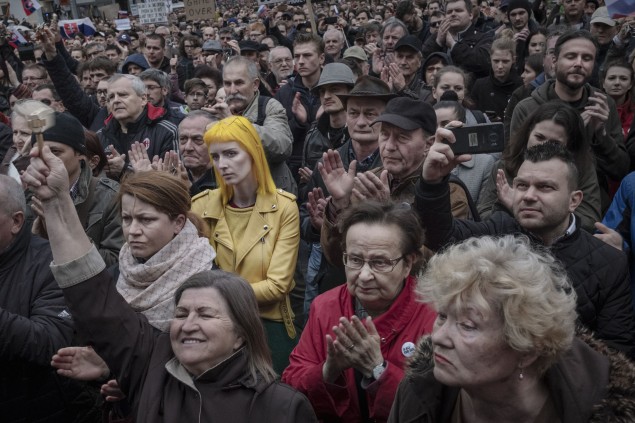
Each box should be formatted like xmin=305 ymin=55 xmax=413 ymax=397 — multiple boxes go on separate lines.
xmin=138 ymin=0 xmax=168 ymax=24
xmin=184 ymin=0 xmax=215 ymax=21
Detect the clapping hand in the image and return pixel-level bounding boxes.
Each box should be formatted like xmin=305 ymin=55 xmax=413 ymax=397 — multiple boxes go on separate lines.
xmin=317 ymin=149 xmax=356 ymax=212
xmin=307 ymin=187 xmax=328 ymax=230
xmin=128 ymin=141 xmax=154 ymax=172
xmin=105 ymin=144 xmax=126 ymax=179
xmin=323 ymin=316 xmax=383 ymax=383
xmin=495 ymin=169 xmax=513 ymax=211
xmin=351 ymin=170 xmax=390 ymax=204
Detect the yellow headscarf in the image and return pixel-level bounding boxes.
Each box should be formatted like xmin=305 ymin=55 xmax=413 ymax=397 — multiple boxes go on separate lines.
xmin=203 ymin=116 xmax=276 ymax=205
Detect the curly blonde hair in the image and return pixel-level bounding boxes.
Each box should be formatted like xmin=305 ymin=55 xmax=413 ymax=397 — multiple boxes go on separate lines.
xmin=417 ymin=235 xmax=577 ymax=374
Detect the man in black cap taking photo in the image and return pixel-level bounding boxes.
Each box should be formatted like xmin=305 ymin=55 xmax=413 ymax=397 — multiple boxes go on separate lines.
xmin=319 ymin=97 xmax=473 ymax=271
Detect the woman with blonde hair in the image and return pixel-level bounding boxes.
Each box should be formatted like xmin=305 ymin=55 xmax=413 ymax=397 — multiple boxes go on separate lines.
xmin=389 ymin=235 xmax=635 ymax=422
xmin=192 ymin=115 xmax=300 ymax=373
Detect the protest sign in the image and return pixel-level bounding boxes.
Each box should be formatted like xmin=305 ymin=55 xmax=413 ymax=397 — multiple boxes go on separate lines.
xmin=138 ymin=0 xmax=168 ymax=24
xmin=184 ymin=0 xmax=215 ymax=21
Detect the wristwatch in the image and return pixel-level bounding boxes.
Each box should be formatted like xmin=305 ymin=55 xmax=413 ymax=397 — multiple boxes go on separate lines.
xmin=371 ymin=361 xmax=386 ymax=381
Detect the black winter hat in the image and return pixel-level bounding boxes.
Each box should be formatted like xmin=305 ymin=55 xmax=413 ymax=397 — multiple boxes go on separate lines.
xmin=507 ymin=0 xmax=531 ymax=15
xmin=32 ymin=112 xmax=86 ymax=154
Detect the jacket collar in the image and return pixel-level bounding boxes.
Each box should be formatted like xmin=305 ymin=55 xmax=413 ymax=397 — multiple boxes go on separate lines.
xmin=201 ymin=190 xmax=281 ymax=267
xmin=339 ymin=275 xmax=422 ymax=341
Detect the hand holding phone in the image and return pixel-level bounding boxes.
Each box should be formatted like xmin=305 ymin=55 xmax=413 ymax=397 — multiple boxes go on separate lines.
xmin=448 ymin=122 xmax=505 ymax=155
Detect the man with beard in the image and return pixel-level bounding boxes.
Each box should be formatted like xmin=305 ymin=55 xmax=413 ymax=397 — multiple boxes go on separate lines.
xmin=511 ymin=29 xmax=629 ymax=210
xmin=504 ymin=0 xmax=541 ymax=69
xmin=395 ymin=0 xmax=425 ymax=39
xmin=266 ymin=46 xmax=294 ymax=94
xmin=211 ymin=56 xmax=296 ymax=194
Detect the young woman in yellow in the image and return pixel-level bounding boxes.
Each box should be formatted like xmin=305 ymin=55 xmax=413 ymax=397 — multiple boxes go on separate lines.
xmin=191 ymin=116 xmax=300 ymax=373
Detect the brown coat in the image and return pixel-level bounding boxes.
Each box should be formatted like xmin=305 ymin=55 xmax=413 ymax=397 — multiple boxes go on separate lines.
xmin=320 ymin=167 xmax=471 ymax=268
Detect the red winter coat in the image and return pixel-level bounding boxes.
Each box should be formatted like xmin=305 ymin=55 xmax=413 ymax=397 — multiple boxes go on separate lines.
xmin=282 ymin=276 xmax=436 ymax=422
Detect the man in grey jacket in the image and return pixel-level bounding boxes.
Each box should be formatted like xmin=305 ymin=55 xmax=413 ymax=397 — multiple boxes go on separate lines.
xmin=210 ymin=56 xmax=296 ymax=194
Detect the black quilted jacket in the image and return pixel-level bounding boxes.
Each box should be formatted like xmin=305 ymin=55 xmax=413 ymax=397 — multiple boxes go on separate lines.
xmin=414 ymin=177 xmax=635 ymax=359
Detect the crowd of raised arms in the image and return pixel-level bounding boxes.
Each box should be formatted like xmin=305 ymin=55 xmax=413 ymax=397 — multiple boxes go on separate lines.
xmin=2 ymin=0 xmax=635 ymax=421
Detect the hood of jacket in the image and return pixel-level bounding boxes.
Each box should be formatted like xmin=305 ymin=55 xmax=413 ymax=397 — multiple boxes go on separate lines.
xmin=121 ymin=53 xmax=150 ymax=74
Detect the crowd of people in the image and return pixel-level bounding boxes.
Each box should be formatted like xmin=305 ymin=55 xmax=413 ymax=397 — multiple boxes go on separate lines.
xmin=2 ymin=0 xmax=635 ymax=420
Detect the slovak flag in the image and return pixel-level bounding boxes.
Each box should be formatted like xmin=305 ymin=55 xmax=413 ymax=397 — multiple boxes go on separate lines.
xmin=58 ymin=18 xmax=96 ymax=38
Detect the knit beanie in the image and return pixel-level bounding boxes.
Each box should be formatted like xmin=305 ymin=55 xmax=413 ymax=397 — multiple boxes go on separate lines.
xmin=31 ymin=112 xmax=87 ymax=154
xmin=507 ymin=0 xmax=531 ymax=15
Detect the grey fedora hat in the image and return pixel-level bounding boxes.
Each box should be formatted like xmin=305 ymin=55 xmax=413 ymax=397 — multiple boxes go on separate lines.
xmin=313 ymin=63 xmax=356 ymax=92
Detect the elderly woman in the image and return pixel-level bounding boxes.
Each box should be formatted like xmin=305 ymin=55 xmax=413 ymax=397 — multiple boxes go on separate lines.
xmin=191 ymin=116 xmax=300 ymax=373
xmin=389 ymin=235 xmax=635 ymax=422
xmin=22 ymin=145 xmax=318 ymax=423
xmin=282 ymin=201 xmax=437 ymax=423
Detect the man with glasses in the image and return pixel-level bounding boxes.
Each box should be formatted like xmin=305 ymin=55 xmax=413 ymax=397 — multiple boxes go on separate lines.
xmin=267 ymin=46 xmax=294 ymax=93
xmin=428 ymin=11 xmax=445 ymax=35
xmin=31 ymin=84 xmax=65 ymax=112
xmin=139 ymin=69 xmax=185 ymax=125
xmin=21 ymin=64 xmax=49 ymax=91
xmin=183 ymin=78 xmax=208 ymax=112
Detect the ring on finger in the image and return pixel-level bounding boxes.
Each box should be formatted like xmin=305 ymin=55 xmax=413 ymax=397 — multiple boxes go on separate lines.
xmin=347 ymin=343 xmax=355 ymax=350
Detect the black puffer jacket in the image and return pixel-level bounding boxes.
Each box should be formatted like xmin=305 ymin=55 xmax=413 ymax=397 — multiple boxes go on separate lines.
xmin=0 ymin=224 xmax=92 ymax=422
xmin=470 ymin=72 xmax=523 ymax=122
xmin=414 ymin=177 xmax=635 ymax=358
xmin=388 ymin=332 xmax=635 ymax=423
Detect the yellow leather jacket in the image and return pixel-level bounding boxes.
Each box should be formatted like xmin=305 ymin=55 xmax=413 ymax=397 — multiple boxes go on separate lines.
xmin=191 ymin=188 xmax=300 ymax=338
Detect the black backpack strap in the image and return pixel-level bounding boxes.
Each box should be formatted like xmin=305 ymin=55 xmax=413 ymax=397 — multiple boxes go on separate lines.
xmin=255 ymin=96 xmax=271 ymax=126
xmin=449 ymin=175 xmax=481 ymax=222
xmin=471 ymin=109 xmax=487 ymax=124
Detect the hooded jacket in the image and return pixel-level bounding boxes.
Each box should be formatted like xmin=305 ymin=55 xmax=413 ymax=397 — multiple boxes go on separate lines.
xmin=388 ymin=331 xmax=635 ymax=422
xmin=122 ymin=53 xmax=150 ymax=74
xmin=510 ymin=81 xmax=629 ymax=209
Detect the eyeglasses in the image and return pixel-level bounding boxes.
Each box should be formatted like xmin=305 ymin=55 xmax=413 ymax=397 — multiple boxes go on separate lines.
xmin=96 ymin=89 xmax=108 ymax=97
xmin=430 ymin=21 xmax=441 ymax=27
xmin=342 ymin=253 xmax=404 ymax=273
